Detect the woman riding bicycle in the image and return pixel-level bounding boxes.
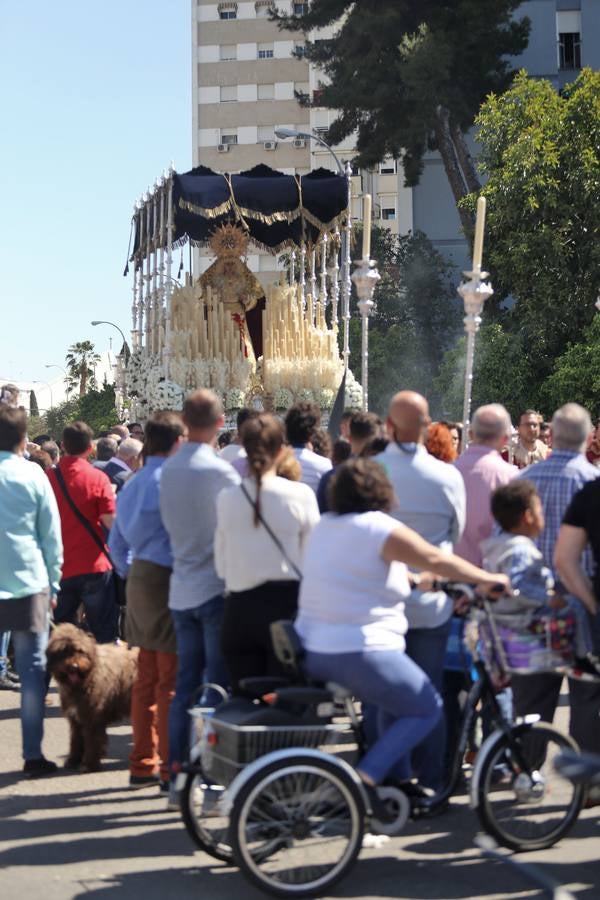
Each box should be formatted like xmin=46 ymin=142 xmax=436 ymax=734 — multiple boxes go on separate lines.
xmin=295 ymin=458 xmax=509 ymax=809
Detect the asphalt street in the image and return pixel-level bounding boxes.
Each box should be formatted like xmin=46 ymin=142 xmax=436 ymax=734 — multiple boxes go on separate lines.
xmin=1 ymin=685 xmax=599 ymax=900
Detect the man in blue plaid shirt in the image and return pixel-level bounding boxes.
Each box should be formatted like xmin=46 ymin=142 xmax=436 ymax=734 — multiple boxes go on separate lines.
xmin=513 ymin=403 xmax=600 ymax=762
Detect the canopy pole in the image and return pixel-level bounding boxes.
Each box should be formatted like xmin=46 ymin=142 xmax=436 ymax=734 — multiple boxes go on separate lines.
xmin=342 ymin=161 xmax=353 ymax=372
xmin=158 ymin=178 xmax=166 ymax=355
xmin=144 ymin=194 xmax=152 ymax=355
xmin=289 ymin=249 xmax=296 ymax=286
xmin=319 ymin=232 xmax=328 ymax=310
xmin=331 ymin=227 xmax=340 ymax=331
xmin=310 ymin=248 xmax=317 ymax=324
xmin=164 ymin=164 xmax=175 ymax=378
xmin=299 ymin=242 xmax=306 ymax=311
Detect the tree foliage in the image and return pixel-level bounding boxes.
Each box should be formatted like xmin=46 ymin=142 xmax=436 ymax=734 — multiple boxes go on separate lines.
xmin=274 ymin=0 xmax=529 ymax=227
xmin=65 ymin=340 xmax=100 ymax=397
xmin=43 ymin=384 xmax=117 ymax=441
xmin=29 ymin=390 xmax=39 ymax=418
xmin=348 ymin=226 xmax=460 ymax=416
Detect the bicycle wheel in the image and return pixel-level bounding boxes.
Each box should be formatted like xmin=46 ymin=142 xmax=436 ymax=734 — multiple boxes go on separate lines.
xmin=180 ymin=772 xmax=233 ymax=863
xmin=475 ymin=722 xmax=584 ymax=851
xmin=230 ymin=753 xmax=364 ymax=898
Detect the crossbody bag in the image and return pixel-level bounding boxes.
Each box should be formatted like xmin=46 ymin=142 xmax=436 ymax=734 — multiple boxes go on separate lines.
xmin=240 ymin=482 xmax=303 ymax=580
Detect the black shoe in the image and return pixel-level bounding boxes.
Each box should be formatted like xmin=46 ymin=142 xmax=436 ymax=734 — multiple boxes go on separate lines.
xmin=573 ymin=656 xmax=600 ymax=677
xmin=7 ymin=669 xmax=20 ymax=683
xmin=129 ymin=774 xmax=159 ymax=789
xmin=362 ymin=783 xmax=396 ymax=824
xmin=159 ymin=780 xmax=170 ymax=793
xmin=23 ymin=757 xmax=58 ymax=778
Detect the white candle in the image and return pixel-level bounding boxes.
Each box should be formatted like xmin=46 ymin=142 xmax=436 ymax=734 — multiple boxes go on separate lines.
xmin=472 ymin=195 xmax=487 ymax=272
xmin=362 ymin=194 xmax=372 ymax=260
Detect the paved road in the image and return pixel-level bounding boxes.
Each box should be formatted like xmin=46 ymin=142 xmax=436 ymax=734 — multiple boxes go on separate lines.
xmin=1 ymin=686 xmax=599 ymax=900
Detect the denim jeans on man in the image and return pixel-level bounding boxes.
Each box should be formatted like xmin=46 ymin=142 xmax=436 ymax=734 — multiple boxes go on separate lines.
xmin=13 ymin=628 xmax=49 ymax=759
xmin=306 ymin=648 xmax=442 ymax=784
xmin=168 ymin=594 xmax=229 ymax=773
xmin=403 ymin=619 xmax=453 ymax=791
xmin=54 ymin=571 xmax=118 ymax=644
xmin=0 ymin=630 xmax=10 ymax=677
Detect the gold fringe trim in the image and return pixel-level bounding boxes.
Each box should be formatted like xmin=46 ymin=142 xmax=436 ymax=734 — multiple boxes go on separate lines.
xmin=178 ymin=196 xmax=233 ymax=219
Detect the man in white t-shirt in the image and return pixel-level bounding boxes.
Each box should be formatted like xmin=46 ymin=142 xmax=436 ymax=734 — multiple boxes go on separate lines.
xmin=285 ymin=402 xmax=332 ymax=493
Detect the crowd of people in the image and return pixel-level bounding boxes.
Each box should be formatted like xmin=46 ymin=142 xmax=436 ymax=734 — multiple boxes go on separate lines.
xmin=1 ymin=380 xmax=600 ymax=810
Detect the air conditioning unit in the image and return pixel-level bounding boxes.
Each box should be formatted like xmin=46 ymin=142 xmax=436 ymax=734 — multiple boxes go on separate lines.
xmin=293 ymin=138 xmax=306 ymax=149
xmin=217 ymin=143 xmax=230 ymax=152
xmin=263 ymin=140 xmax=277 ymax=150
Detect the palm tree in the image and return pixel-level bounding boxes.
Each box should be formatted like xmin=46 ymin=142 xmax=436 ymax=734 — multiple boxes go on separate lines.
xmin=65 ymin=341 xmax=101 ymax=397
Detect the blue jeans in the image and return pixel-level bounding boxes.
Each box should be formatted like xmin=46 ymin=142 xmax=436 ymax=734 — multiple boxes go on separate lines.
xmin=55 ymin=571 xmax=118 ymax=643
xmin=13 ymin=628 xmax=49 ymax=760
xmin=168 ymin=596 xmax=229 ymax=775
xmin=0 ymin=631 xmax=10 ymax=676
xmin=305 ymin=649 xmax=442 ymax=784
xmin=403 ymin=619 xmax=452 ymax=791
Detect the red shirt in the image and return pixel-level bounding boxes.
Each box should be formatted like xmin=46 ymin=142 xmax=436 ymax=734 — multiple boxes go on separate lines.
xmin=48 ymin=457 xmax=116 ymax=579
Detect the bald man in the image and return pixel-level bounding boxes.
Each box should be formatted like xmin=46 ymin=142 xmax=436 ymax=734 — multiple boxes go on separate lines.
xmin=454 ymin=404 xmax=517 ymax=566
xmin=375 ymin=391 xmax=466 ymax=792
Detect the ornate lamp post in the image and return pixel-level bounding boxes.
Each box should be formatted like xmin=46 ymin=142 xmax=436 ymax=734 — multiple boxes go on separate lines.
xmin=351 ymin=195 xmax=380 ymax=411
xmin=458 ymin=197 xmax=494 ymax=451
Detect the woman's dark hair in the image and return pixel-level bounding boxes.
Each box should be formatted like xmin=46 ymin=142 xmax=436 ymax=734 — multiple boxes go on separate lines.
xmin=311 ymin=427 xmax=332 ymax=460
xmin=144 ymin=410 xmax=185 ymax=456
xmin=329 ymin=458 xmax=394 ymax=515
xmin=332 ymin=439 xmax=352 ymax=466
xmin=360 ymin=436 xmax=389 ymax=457
xmin=241 ymin=413 xmax=285 ymax=525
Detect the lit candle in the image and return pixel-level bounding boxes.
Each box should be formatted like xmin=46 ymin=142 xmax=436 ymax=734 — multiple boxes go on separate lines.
xmin=362 ymin=193 xmax=372 ymax=260
xmin=472 ymin=195 xmax=487 ymax=272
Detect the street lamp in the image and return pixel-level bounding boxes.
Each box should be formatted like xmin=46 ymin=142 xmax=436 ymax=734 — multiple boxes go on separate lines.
xmin=33 ymin=380 xmax=54 ymax=410
xmin=274 ymin=127 xmax=353 ymax=372
xmin=91 ymin=320 xmax=128 ymax=355
xmin=274 ymin=127 xmax=344 ymax=175
xmin=45 ymin=364 xmax=71 ymax=401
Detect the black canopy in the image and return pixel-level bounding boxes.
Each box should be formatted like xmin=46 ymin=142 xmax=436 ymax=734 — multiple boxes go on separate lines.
xmin=132 ymin=164 xmax=348 ymax=259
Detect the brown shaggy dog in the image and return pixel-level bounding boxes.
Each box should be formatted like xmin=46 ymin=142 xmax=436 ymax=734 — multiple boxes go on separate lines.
xmin=46 ymin=624 xmax=138 ymax=772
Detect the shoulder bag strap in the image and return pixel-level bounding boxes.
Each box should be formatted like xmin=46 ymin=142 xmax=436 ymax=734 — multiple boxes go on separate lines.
xmin=240 ymin=482 xmax=303 ymax=580
xmin=53 ymin=466 xmax=114 ymax=568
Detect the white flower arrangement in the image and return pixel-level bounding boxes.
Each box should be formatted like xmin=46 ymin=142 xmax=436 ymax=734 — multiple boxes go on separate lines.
xmin=344 ymin=370 xmax=363 ymax=409
xmin=273 ymin=387 xmax=293 ymax=410
xmin=297 ymin=388 xmax=315 ymax=404
xmin=316 ymin=387 xmax=334 ymax=409
xmin=150 ymin=380 xmax=185 ymax=411
xmin=225 ymin=387 xmax=246 ymax=410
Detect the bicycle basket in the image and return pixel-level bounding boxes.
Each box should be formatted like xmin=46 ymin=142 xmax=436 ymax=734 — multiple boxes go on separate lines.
xmin=478 ymin=608 xmax=576 ymax=677
xmin=200 ymin=717 xmax=350 ymax=787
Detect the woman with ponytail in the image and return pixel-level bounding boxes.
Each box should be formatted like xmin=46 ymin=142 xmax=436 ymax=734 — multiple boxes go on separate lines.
xmin=215 ymin=414 xmax=319 ymax=692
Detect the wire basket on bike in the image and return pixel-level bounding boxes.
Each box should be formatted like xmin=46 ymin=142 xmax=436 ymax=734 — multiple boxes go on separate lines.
xmin=201 ymin=717 xmax=350 ymax=787
xmin=476 ymin=603 xmax=577 ymax=684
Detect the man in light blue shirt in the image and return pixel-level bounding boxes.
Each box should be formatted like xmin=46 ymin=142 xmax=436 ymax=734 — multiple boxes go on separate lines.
xmin=0 ymin=405 xmax=63 ymax=776
xmin=159 ymin=390 xmax=240 ymax=799
xmin=376 ymin=391 xmax=465 ymax=792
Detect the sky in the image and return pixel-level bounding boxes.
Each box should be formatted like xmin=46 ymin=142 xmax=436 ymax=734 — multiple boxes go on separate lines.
xmin=0 ymin=1 xmax=191 ymax=385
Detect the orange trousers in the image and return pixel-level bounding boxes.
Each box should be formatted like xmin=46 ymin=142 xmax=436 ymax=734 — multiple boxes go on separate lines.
xmin=130 ymin=647 xmax=177 ymax=782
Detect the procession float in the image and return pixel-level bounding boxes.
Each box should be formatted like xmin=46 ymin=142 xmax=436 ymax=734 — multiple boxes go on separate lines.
xmin=122 ymin=163 xmax=367 ymax=422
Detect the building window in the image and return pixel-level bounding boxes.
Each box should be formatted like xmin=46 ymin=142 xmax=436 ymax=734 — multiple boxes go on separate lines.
xmin=312 ymin=89 xmax=324 ymax=106
xmin=379 ymin=160 xmax=396 ymax=175
xmin=255 ymin=1 xmax=273 ymax=17
xmin=219 ymin=9 xmax=237 ymax=20
xmin=381 ymin=206 xmax=396 ymax=221
xmin=220 ymin=85 xmax=237 ymax=102
xmin=220 ymin=45 xmax=237 ymax=61
xmin=558 ymin=32 xmax=581 ymax=70
xmin=258 ymin=43 xmax=274 ymax=59
xmin=220 ymin=132 xmax=238 ymax=145
xmin=293 ymin=2 xmax=308 ymax=14
xmin=257 ymin=83 xmax=275 ymax=100
xmin=294 ymin=42 xmax=306 ymax=58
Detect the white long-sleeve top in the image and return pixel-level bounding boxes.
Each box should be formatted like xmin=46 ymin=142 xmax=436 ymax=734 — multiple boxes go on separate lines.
xmin=215 ymin=475 xmax=320 ymax=592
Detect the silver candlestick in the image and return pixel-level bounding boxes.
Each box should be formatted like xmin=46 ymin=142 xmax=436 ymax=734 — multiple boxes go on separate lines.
xmin=458 ymin=268 xmax=494 ymax=451
xmin=352 ymin=258 xmax=381 ymax=411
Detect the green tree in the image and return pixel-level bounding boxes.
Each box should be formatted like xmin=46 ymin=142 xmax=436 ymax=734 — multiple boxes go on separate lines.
xmin=45 ymin=397 xmax=81 ymax=441
xmin=540 ymin=315 xmax=600 ymax=420
xmin=463 ymin=69 xmax=600 ymax=372
xmin=78 ymin=384 xmax=118 ymax=435
xmin=348 ymin=226 xmax=459 ymax=415
xmin=274 ymin=0 xmax=529 ymax=229
xmin=65 ymin=340 xmax=100 ymax=397
xmin=29 ymin=389 xmax=39 ymax=418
